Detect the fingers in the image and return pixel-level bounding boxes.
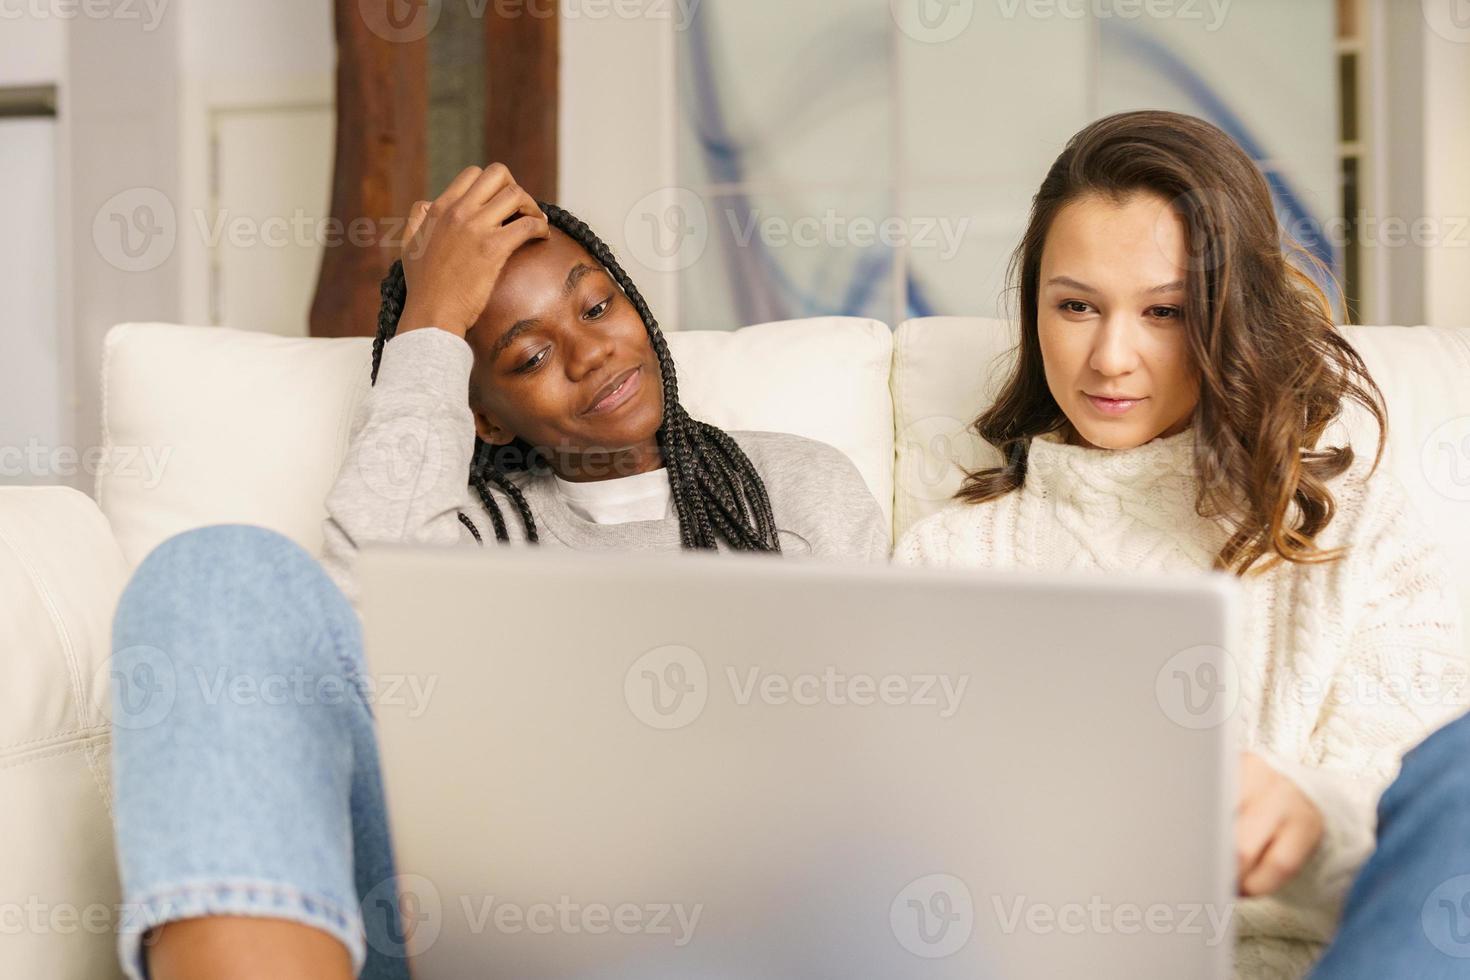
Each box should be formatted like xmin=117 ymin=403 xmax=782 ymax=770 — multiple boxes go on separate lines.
xmin=435 ymin=165 xmax=489 ymax=209
xmin=460 ymin=162 xmax=529 ymax=210
xmin=1237 ymin=752 xmax=1269 ymax=805
xmin=403 ymin=200 xmax=432 ymax=246
xmin=1240 ymin=816 xmax=1319 ymax=897
xmin=474 ymin=184 xmax=547 ymax=229
xmin=1234 ymin=788 xmax=1282 ymax=891
xmin=501 ymin=212 xmax=552 ymax=248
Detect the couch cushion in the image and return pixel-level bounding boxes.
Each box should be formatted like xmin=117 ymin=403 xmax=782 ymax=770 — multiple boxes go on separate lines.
xmin=891 ymin=317 xmax=1470 ymax=651
xmin=0 ymin=486 xmax=128 ymax=979
xmin=98 ymin=318 xmax=895 ymax=567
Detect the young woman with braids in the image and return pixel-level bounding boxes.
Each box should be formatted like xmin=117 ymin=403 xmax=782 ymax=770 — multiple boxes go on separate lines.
xmin=108 ymin=164 xmax=886 ymax=980
xmin=895 ymin=111 xmax=1467 ymax=979
xmin=312 ymin=164 xmax=887 ymax=605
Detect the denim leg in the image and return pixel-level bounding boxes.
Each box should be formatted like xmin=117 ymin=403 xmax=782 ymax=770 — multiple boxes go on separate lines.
xmin=109 ymin=525 xmax=411 ymax=980
xmin=1308 ymin=710 xmax=1470 ymax=979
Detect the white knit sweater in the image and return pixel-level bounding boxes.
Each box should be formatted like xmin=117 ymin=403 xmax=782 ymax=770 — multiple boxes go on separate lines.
xmin=894 ymin=428 xmax=1468 ymax=980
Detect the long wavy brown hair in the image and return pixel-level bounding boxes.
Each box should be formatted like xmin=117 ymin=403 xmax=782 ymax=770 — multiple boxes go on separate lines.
xmin=958 ymin=110 xmax=1386 ymax=575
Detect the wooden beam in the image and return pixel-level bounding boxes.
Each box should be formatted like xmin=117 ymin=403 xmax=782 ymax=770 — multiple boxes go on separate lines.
xmin=309 ymin=1 xmax=428 ymax=338
xmin=484 ymin=4 xmax=559 ymax=202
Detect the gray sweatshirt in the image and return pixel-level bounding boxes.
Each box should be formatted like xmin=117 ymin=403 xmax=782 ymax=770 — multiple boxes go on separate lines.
xmin=321 ymin=327 xmax=891 ymax=605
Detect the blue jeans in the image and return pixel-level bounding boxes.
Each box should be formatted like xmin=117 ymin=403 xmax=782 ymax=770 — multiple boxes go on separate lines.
xmin=110 ymin=525 xmax=407 ymax=980
xmin=1308 ymin=707 xmax=1470 ymax=979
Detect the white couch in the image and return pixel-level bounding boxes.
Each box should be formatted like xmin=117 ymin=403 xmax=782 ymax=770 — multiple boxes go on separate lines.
xmin=6 ymin=317 xmax=1469 ymax=978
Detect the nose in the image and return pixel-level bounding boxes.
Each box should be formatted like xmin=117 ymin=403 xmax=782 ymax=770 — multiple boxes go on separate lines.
xmin=565 ymin=324 xmax=615 ymax=382
xmin=1088 ymin=313 xmax=1142 ymax=378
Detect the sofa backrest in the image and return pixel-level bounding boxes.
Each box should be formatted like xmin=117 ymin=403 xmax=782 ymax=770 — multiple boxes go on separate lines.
xmin=890 ymin=317 xmax=1470 ymax=645
xmin=98 ymin=315 xmax=1470 ymax=646
xmin=98 ymin=318 xmax=896 ymax=567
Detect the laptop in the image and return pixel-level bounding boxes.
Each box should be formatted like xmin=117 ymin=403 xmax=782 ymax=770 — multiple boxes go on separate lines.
xmin=358 ymin=546 xmax=1238 ymax=979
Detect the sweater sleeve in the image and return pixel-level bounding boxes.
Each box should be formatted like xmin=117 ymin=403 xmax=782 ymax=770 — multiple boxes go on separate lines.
xmin=1259 ymin=476 xmax=1468 ymax=940
xmin=319 ymin=327 xmax=480 ymax=609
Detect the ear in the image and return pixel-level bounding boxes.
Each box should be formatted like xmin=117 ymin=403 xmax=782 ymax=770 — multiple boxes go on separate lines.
xmin=473 ymin=409 xmax=516 ymax=447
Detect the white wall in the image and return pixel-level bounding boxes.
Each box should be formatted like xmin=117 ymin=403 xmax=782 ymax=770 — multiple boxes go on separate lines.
xmin=65 ymin=0 xmax=336 ymax=477
xmin=0 ymin=12 xmax=69 ymax=485
xmin=1421 ymin=16 xmax=1470 ymax=329
xmin=174 ymin=0 xmax=335 ymax=331
xmin=558 ymin=5 xmax=680 ymax=327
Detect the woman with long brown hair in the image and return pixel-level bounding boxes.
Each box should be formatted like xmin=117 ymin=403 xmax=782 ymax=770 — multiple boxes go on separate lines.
xmin=895 ymin=110 xmax=1466 ymax=978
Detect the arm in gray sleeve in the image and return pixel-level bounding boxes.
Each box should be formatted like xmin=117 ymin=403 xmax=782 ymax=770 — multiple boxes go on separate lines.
xmin=319 ymin=327 xmax=479 ymax=608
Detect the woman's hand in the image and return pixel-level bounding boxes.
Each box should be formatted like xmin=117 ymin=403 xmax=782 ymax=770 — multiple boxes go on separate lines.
xmin=396 ymin=163 xmax=551 ymax=338
xmin=1235 ymin=752 xmax=1325 ymax=897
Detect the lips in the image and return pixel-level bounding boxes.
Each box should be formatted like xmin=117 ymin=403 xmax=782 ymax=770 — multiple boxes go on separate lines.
xmin=583 ymin=366 xmax=642 ymax=416
xmin=1085 ymin=392 xmax=1147 ymax=416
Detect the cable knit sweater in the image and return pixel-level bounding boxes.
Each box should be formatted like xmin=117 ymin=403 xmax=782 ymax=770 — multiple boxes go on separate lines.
xmin=894 ymin=428 xmax=1467 ymax=980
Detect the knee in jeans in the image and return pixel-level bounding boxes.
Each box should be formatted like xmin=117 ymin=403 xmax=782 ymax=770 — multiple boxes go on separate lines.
xmin=135 ymin=524 xmax=316 ymax=588
xmin=117 ymin=524 xmax=359 ymax=681
xmin=1392 ymin=710 xmax=1470 ymax=805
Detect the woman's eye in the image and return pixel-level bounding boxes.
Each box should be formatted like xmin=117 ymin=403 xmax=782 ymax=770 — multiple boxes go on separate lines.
xmin=1148 ymin=305 xmax=1181 ymax=319
xmin=585 ymin=298 xmax=611 ymax=320
xmin=516 ymin=348 xmax=549 ymax=373
xmin=1060 ymin=300 xmax=1091 ymax=315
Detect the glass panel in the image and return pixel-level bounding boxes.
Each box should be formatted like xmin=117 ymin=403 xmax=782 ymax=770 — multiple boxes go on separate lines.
xmin=675 ymin=186 xmax=898 ymax=331
xmin=428 ymin=5 xmax=486 ymax=195
xmin=1339 ymin=51 xmax=1358 ymax=143
xmin=1097 ymin=0 xmax=1340 ymax=286
xmin=1341 ymin=155 xmax=1361 ymax=323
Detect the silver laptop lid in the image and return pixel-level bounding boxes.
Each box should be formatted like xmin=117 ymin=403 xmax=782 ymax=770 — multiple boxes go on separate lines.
xmin=361 ymin=546 xmax=1237 ymax=979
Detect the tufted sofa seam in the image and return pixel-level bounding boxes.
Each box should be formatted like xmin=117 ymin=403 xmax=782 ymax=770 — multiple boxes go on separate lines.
xmin=0 ymin=729 xmax=111 ymax=772
xmin=0 ymin=723 xmax=112 ymax=753
xmin=0 ymin=509 xmax=116 ymax=812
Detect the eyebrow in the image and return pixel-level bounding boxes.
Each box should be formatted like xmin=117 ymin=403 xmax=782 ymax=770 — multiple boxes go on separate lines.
xmin=1044 ymin=275 xmax=1186 ymax=295
xmin=486 ymin=262 xmax=603 ymax=362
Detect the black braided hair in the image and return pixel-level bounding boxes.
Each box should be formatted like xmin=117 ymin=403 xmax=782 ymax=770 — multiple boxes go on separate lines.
xmin=371 ymin=202 xmax=781 ymax=552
